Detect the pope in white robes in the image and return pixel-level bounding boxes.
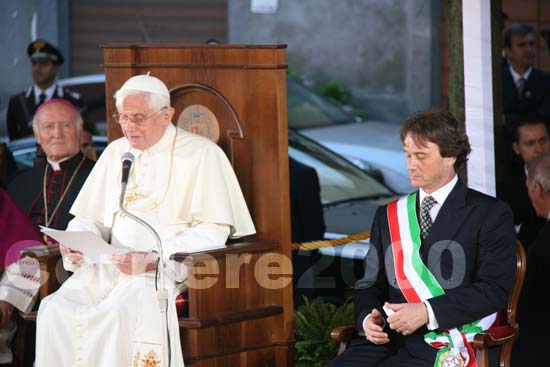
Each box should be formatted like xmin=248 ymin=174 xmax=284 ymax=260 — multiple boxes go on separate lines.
xmin=35 ymin=74 xmax=255 ymax=367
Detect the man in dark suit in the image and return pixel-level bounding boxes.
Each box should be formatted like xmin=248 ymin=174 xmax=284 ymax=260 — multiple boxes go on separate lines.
xmin=6 ymin=39 xmax=85 ymax=141
xmin=289 ymin=157 xmax=326 ymax=306
xmin=326 ymin=110 xmax=516 ymax=367
xmin=513 ymin=153 xmax=550 ymax=365
xmin=289 ymin=157 xmax=326 ymax=243
xmin=498 ymin=116 xmax=549 ymax=250
xmin=0 ymin=143 xmax=17 ymax=188
xmin=502 ymin=23 xmax=550 ymax=126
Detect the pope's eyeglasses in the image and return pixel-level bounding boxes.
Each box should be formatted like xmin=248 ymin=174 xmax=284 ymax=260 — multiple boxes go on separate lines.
xmin=113 ymin=107 xmax=167 ymax=126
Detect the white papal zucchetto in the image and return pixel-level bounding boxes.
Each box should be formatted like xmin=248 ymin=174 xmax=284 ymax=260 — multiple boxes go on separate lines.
xmin=117 ymin=72 xmax=170 ymax=98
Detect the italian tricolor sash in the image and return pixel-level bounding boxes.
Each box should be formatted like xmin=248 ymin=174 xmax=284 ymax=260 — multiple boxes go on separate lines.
xmin=386 ymin=193 xmax=496 ymax=367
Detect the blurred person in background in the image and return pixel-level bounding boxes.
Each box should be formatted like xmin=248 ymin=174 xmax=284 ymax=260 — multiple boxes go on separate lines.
xmin=0 ymin=143 xmax=16 ymax=189
xmin=6 ymin=39 xmax=85 ymax=141
xmin=498 ymin=116 xmax=550 ymax=249
xmin=80 ymin=121 xmax=98 ymax=161
xmin=513 ymin=153 xmax=550 ymax=365
xmin=502 ymin=23 xmax=550 ymax=126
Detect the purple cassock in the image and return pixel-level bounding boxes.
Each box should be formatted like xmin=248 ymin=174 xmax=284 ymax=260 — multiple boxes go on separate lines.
xmin=0 ymin=188 xmax=44 ymax=270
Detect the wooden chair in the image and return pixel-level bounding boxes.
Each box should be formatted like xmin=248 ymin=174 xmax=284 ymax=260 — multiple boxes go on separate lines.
xmin=13 ymin=45 xmax=294 ymax=367
xmin=330 ymin=241 xmax=526 ymax=367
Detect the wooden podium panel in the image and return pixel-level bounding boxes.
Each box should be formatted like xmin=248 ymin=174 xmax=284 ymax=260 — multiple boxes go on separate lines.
xmin=102 ymin=44 xmax=293 ymax=367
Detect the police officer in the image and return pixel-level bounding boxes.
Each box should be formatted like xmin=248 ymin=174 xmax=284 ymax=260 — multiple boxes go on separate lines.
xmin=6 ymin=39 xmax=85 ymax=141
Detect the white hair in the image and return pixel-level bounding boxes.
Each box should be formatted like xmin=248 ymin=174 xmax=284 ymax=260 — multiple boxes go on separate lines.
xmin=527 ymin=153 xmax=550 ymax=193
xmin=32 ymin=104 xmax=84 ymax=134
xmin=114 ymin=89 xmax=170 ymax=111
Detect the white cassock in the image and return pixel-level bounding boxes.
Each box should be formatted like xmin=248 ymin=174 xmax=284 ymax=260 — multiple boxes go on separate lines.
xmin=35 ymin=124 xmax=256 ymax=367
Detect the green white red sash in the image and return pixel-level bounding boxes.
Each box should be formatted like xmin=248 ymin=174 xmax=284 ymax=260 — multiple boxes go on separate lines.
xmin=386 ymin=193 xmax=496 ymax=367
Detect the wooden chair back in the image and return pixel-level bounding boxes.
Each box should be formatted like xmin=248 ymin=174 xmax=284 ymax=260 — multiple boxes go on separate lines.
xmin=102 ymin=44 xmax=294 ymax=367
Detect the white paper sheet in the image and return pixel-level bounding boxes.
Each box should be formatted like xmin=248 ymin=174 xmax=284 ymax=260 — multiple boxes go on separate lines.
xmin=40 ymin=227 xmax=123 ymax=264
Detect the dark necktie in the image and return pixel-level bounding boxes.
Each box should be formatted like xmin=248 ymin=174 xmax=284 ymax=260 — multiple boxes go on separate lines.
xmin=37 ymin=93 xmax=46 ymax=108
xmin=517 ymin=77 xmax=526 ymax=96
xmin=420 ymin=196 xmax=437 ymax=240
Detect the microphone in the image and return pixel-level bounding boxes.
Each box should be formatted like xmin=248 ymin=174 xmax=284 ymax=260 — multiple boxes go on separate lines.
xmin=117 ymin=151 xmax=169 ymax=365
xmin=121 ymin=152 xmax=135 ymax=186
xmin=119 ymin=152 xmax=134 ymax=208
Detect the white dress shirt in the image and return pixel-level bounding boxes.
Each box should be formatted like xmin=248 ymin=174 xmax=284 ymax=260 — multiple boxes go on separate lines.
xmin=33 ymin=83 xmax=57 ymax=104
xmin=508 ymin=61 xmax=532 ymax=88
xmin=363 ymin=175 xmax=459 ymax=333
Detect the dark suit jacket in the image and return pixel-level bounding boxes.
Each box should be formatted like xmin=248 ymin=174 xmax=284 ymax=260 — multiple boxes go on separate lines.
xmin=513 ymin=219 xmax=550 ymax=364
xmin=502 ymin=63 xmax=550 ymax=126
xmin=355 ymin=180 xmax=516 ymax=361
xmin=6 ymin=85 xmax=85 ymax=141
xmin=7 ymin=152 xmax=94 ymax=230
xmin=289 ymin=157 xmax=325 ymax=243
xmin=497 ymin=160 xmax=546 ymax=250
xmin=289 ymin=158 xmax=326 ymax=306
xmin=522 ymin=220 xmax=550 ymax=312
xmin=0 ymin=143 xmax=17 ymax=188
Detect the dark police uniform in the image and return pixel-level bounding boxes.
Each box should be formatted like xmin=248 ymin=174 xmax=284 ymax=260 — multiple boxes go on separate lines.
xmin=5 ymin=39 xmax=85 ymax=141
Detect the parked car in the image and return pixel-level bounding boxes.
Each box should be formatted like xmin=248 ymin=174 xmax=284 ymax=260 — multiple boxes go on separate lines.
xmin=288 ymin=130 xmax=396 ymax=237
xmin=58 ymin=75 xmax=108 ymax=136
xmin=288 ymin=129 xmax=399 ymax=301
xmin=287 ymin=77 xmax=412 ymax=194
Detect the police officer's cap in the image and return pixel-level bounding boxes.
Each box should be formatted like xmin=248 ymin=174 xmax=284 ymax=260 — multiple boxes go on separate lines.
xmin=27 ymin=39 xmax=64 ymax=65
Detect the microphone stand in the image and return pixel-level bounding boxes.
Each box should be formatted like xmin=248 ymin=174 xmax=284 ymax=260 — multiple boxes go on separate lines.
xmin=119 ymin=181 xmax=170 ymax=366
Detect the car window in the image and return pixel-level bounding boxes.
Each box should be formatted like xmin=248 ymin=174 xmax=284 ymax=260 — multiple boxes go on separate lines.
xmin=288 ymin=131 xmax=392 ymax=205
xmin=287 ymin=79 xmax=353 ymax=129
xmin=11 ymin=145 xmax=37 ymax=171
xmin=59 ymin=77 xmax=107 ymax=136
xmin=9 ymin=137 xmax=108 ymax=170
xmin=75 ymin=82 xmax=107 ymax=135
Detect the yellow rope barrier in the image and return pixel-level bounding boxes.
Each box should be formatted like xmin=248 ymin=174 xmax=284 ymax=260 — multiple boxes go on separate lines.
xmin=291 ymin=231 xmax=371 ymax=251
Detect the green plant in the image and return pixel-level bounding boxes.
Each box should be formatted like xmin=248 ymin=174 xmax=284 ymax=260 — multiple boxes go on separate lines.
xmin=314 ymin=81 xmax=351 ymax=106
xmin=287 ymin=68 xmax=302 ymax=80
xmin=314 ymin=81 xmax=366 ymax=119
xmin=285 ymin=69 xmax=367 ymax=119
xmin=294 ymin=297 xmax=355 ymax=367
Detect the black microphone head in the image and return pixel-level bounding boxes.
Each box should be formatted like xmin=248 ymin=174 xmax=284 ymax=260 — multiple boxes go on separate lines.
xmin=121 ymin=152 xmax=135 ymax=185
xmin=121 ymin=152 xmax=135 ymax=164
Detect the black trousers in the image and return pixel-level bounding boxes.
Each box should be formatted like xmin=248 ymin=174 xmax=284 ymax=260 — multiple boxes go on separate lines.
xmin=325 ymin=339 xmax=501 ymax=367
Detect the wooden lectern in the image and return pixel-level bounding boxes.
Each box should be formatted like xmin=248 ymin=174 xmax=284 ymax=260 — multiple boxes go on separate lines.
xmin=102 ymin=44 xmax=293 ymax=367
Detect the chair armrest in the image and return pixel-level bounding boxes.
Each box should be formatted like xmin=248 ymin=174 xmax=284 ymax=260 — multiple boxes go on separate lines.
xmin=331 ymin=325 xmax=358 ymax=344
xmin=170 ymin=240 xmax=279 ymax=263
xmin=21 ymin=244 xmax=60 ymax=259
xmin=21 ymin=244 xmax=62 ymax=298
xmin=472 ymin=324 xmax=518 ymax=349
